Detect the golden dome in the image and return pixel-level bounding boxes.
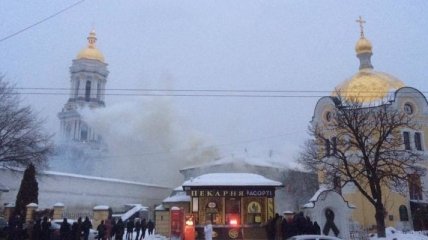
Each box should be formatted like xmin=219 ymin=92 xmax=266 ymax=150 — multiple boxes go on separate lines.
xmin=355 ymin=37 xmax=372 ymax=54
xmin=334 ymin=68 xmax=405 ymax=103
xmin=76 ymin=30 xmax=105 ymax=62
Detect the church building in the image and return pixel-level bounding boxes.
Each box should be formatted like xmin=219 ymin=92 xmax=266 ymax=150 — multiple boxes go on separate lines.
xmin=57 ymin=30 xmax=108 ymax=147
xmin=311 ymin=18 xmax=428 ymax=232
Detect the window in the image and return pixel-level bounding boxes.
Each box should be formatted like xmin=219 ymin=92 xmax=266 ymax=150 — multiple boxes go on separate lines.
xmin=333 ymin=175 xmax=341 ymax=194
xmin=225 ymin=197 xmax=241 ymax=225
xmin=85 ymin=80 xmax=91 ymax=101
xmin=75 ymin=80 xmax=80 ymax=97
xmin=331 ymin=137 xmax=337 ymax=155
xmin=415 ymin=132 xmax=423 ymax=151
xmin=246 ymin=201 xmax=261 ymax=224
xmin=97 ymin=82 xmax=101 ymax=100
xmin=325 ymin=139 xmax=331 ymax=157
xmin=399 ymin=205 xmax=409 ymax=221
xmin=408 ymin=174 xmax=422 ymax=200
xmin=404 ymin=103 xmax=414 ymax=115
xmin=403 ymin=132 xmax=411 ymax=150
xmin=81 ymin=125 xmax=88 ymax=141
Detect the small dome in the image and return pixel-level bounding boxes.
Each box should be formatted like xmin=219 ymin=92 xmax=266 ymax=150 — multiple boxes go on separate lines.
xmin=76 ymin=30 xmax=105 ymax=62
xmin=355 ymin=37 xmax=372 ymax=54
xmin=334 ymin=68 xmax=405 ymax=103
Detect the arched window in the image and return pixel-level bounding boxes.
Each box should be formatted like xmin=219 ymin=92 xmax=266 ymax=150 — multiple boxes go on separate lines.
xmin=97 ymin=82 xmax=101 ymax=100
xmin=75 ymin=80 xmax=80 ymax=98
xmin=85 ymin=80 xmax=91 ymax=101
xmin=81 ymin=125 xmax=88 ymax=141
xmin=399 ymin=205 xmax=409 ymax=221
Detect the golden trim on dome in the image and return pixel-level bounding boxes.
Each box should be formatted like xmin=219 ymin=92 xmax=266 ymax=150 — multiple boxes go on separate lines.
xmin=333 ymin=69 xmax=405 ymax=103
xmin=76 ymin=30 xmax=105 ymax=62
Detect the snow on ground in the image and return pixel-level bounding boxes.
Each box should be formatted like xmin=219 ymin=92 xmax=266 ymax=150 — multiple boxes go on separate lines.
xmin=370 ymin=227 xmax=428 ymax=240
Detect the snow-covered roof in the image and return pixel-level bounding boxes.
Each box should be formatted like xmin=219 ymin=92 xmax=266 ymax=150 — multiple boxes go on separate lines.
xmin=42 ymin=170 xmax=171 ymax=189
xmin=120 ymin=204 xmax=148 ymax=221
xmin=181 ymin=155 xmax=290 ymax=170
xmin=163 ymin=193 xmax=191 ymax=203
xmin=54 ymin=202 xmax=64 ymax=207
xmin=155 ymin=204 xmax=166 ymax=211
xmin=93 ymin=205 xmax=110 ymax=210
xmin=182 ymin=173 xmax=282 ymax=187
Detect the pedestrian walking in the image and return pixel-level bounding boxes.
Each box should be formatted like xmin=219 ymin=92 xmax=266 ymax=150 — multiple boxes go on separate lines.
xmin=60 ymin=218 xmax=71 ymax=240
xmin=125 ymin=219 xmax=134 ymax=240
xmin=203 ymin=220 xmax=213 ymax=240
xmin=140 ymin=218 xmax=147 ymax=240
xmin=114 ymin=219 xmax=125 ymax=240
xmin=134 ymin=219 xmax=141 ymax=240
xmin=97 ymin=220 xmax=106 ymax=240
xmin=146 ymin=220 xmax=154 ymax=236
xmin=83 ymin=217 xmax=93 ymax=240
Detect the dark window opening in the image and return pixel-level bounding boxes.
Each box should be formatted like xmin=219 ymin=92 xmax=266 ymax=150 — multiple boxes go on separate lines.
xmin=333 ymin=175 xmax=341 ymax=194
xmin=408 ymin=174 xmax=422 ymax=200
xmin=415 ymin=132 xmax=423 ymax=151
xmin=85 ymin=80 xmax=91 ymax=101
xmin=325 ymin=139 xmax=331 ymax=157
xmin=403 ymin=132 xmax=411 ymax=150
xmin=331 ymin=137 xmax=337 ymax=155
xmin=399 ymin=205 xmax=409 ymax=221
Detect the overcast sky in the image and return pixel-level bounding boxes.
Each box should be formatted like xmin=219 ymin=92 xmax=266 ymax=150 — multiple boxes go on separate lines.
xmin=1 ymin=1 xmax=428 ymax=168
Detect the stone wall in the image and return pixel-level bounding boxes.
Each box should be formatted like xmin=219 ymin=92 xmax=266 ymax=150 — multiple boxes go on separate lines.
xmin=0 ymin=168 xmax=171 ymax=213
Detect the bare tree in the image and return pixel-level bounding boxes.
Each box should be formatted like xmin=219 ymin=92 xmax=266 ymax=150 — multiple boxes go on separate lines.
xmin=0 ymin=76 xmax=53 ymax=168
xmin=300 ymin=94 xmax=426 ymax=237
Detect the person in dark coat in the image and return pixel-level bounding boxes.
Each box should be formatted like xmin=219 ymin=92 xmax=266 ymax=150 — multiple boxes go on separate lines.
xmin=140 ymin=218 xmax=147 ymax=240
xmin=115 ymin=219 xmax=125 ymax=240
xmin=32 ymin=218 xmax=42 ymax=240
xmin=75 ymin=217 xmax=83 ymax=240
xmin=60 ymin=218 xmax=71 ymax=240
xmin=82 ymin=217 xmax=93 ymax=240
xmin=97 ymin=220 xmax=106 ymax=240
xmin=146 ymin=220 xmax=154 ymax=236
xmin=41 ymin=216 xmax=51 ymax=240
xmin=313 ymin=221 xmax=321 ymax=235
xmin=70 ymin=222 xmax=78 ymax=240
xmin=134 ymin=219 xmax=141 ymax=240
xmin=264 ymin=217 xmax=275 ymax=240
xmin=125 ymin=219 xmax=134 ymax=240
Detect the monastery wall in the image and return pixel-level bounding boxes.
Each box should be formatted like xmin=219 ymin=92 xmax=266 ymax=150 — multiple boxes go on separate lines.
xmin=0 ymin=168 xmax=171 ymax=213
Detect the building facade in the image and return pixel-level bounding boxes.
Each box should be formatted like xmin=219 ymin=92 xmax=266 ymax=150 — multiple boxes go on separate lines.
xmin=311 ymin=21 xmax=428 ymax=231
xmin=58 ymin=30 xmax=108 ymax=146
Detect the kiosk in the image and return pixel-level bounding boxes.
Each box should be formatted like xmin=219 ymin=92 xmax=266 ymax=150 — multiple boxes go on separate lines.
xmin=182 ymin=173 xmax=283 ymax=240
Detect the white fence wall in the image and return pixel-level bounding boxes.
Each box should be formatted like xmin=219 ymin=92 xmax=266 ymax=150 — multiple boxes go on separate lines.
xmin=0 ymin=168 xmax=172 ymax=212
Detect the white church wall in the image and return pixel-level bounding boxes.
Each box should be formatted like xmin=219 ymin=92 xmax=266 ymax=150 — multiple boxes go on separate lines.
xmin=0 ymin=168 xmax=171 ymax=213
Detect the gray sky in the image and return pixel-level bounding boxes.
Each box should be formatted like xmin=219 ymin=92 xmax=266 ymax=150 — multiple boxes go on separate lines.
xmin=1 ymin=1 xmax=428 ymax=167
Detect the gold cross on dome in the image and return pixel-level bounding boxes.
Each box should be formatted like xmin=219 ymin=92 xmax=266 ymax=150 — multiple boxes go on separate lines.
xmin=356 ymin=16 xmax=366 ymax=38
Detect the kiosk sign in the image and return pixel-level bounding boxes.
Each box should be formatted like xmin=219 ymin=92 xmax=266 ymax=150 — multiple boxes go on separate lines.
xmin=189 ymin=189 xmax=275 ymax=197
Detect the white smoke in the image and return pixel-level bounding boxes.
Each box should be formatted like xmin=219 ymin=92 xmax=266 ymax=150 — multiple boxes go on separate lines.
xmin=80 ymin=97 xmax=219 ymax=187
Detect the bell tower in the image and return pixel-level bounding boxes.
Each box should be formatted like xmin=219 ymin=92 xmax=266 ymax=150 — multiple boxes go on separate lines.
xmin=58 ymin=30 xmax=109 ymax=144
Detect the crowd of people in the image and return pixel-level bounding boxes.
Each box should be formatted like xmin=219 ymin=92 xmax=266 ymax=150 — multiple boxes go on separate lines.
xmin=6 ymin=214 xmax=156 ymax=240
xmin=265 ymin=212 xmax=321 ymax=240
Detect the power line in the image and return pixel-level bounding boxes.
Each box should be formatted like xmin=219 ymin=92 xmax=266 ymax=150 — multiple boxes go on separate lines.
xmin=0 ymin=0 xmax=86 ymax=43
xmin=7 ymin=87 xmax=428 ymax=99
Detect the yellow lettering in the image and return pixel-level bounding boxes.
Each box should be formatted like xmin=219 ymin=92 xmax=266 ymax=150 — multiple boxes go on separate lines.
xmin=215 ymin=191 xmax=221 ymax=196
xmin=238 ymin=191 xmax=244 ymax=197
xmin=191 ymin=190 xmax=198 ymax=197
xmin=223 ymin=191 xmax=229 ymax=196
xmin=207 ymin=191 xmax=213 ymax=197
xmin=200 ymin=191 xmax=204 ymax=197
xmin=230 ymin=191 xmax=236 ymax=197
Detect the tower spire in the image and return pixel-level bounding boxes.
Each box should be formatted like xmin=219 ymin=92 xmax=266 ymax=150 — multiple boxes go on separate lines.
xmin=87 ymin=30 xmax=97 ymax=49
xmin=356 ymin=16 xmax=366 ymax=38
xmin=354 ymin=16 xmax=373 ymax=70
